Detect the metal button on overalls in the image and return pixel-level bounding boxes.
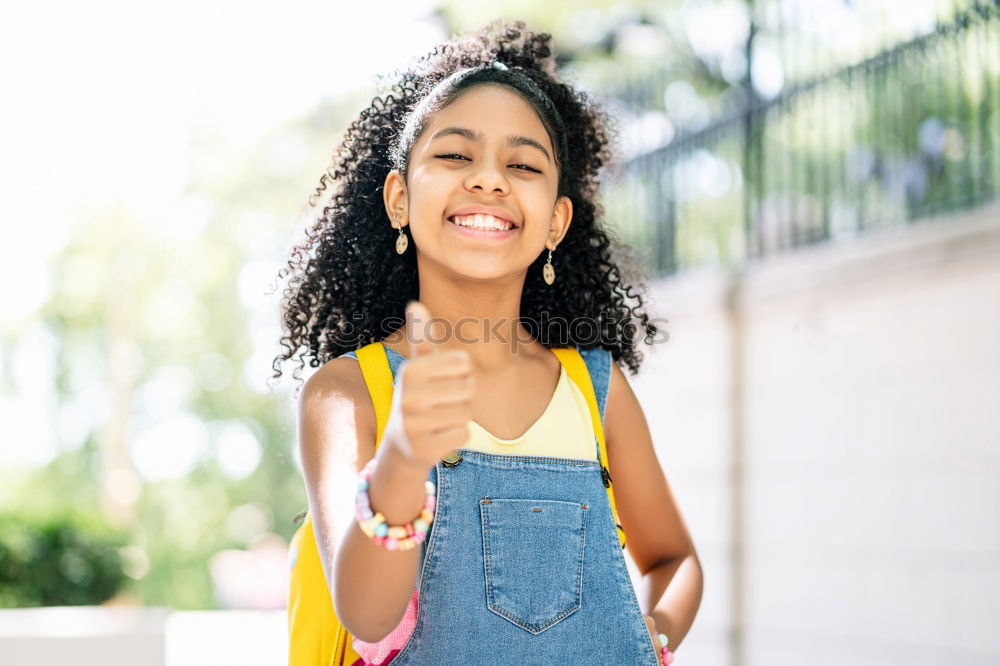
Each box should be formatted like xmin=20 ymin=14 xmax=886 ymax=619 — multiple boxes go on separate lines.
xmin=441 ymin=450 xmax=463 ymax=467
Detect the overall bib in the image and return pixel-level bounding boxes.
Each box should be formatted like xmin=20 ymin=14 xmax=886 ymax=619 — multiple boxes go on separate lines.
xmin=366 ymin=344 xmax=661 ymax=666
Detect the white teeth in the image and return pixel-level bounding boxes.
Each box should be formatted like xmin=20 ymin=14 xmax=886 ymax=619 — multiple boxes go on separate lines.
xmin=451 ymin=214 xmax=513 ymax=231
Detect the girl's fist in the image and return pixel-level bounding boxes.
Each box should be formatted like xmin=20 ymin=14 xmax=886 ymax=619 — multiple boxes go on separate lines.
xmin=382 ymin=300 xmax=474 ymax=471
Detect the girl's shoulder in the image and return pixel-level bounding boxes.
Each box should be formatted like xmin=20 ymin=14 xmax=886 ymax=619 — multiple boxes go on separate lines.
xmin=300 ymin=351 xmax=378 ymax=448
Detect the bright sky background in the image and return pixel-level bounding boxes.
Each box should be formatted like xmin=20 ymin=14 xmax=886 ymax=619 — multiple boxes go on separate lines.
xmin=0 ymin=0 xmax=445 ymax=471
xmin=1 ymin=0 xmax=442 ymax=274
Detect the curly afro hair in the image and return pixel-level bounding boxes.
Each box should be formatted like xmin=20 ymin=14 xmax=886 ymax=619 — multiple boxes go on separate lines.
xmin=272 ymin=19 xmax=659 ymax=392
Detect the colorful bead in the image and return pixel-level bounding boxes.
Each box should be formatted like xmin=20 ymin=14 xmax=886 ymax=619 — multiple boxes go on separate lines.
xmin=354 ymin=456 xmax=437 ymax=551
xmin=653 ymin=632 xmax=675 ymax=665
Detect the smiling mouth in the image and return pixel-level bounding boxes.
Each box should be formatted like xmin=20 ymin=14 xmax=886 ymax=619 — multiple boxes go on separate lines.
xmin=447 ymin=214 xmax=517 ymax=231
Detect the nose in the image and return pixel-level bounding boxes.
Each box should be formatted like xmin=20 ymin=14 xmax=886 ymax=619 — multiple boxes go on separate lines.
xmin=464 ymin=158 xmax=509 ymax=195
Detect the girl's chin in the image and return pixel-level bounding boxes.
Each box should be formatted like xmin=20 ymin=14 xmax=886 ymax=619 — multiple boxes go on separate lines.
xmin=442 ymin=258 xmax=520 ymax=282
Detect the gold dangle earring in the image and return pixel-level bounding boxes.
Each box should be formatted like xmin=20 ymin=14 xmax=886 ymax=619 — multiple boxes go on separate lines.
xmin=543 ymin=246 xmax=556 ymax=285
xmin=394 ymin=210 xmax=408 ymax=255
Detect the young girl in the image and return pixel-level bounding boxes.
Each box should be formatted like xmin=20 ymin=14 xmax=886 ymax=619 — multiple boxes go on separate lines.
xmin=276 ymin=19 xmax=702 ymax=665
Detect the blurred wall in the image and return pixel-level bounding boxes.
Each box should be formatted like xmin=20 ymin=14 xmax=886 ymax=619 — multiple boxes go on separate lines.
xmin=625 ymin=203 xmax=1000 ymax=665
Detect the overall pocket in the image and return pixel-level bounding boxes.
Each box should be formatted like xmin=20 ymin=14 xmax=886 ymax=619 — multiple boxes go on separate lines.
xmin=479 ymin=497 xmax=588 ymax=634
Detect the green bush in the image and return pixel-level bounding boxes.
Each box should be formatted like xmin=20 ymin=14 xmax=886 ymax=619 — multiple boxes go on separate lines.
xmin=0 ymin=509 xmax=131 ymax=607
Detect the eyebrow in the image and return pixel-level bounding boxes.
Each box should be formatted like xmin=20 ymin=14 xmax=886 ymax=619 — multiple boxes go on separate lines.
xmin=429 ymin=126 xmax=552 ymax=164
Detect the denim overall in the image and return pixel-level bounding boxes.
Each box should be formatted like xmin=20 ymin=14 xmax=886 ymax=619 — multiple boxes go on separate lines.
xmin=342 ymin=345 xmax=660 ymax=666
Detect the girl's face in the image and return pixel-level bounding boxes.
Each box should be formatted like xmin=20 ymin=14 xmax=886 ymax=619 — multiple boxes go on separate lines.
xmin=386 ymin=83 xmax=572 ymax=283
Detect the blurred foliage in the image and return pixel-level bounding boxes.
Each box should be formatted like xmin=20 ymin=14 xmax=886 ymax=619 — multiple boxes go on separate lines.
xmin=0 ymin=70 xmax=374 ymax=611
xmin=0 ymin=508 xmax=130 ymax=607
xmin=604 ymin=0 xmax=1000 ymax=274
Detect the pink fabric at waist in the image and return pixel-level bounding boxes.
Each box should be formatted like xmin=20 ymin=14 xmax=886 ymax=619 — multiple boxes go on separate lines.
xmin=349 ymin=587 xmax=418 ymax=665
xmin=350 ymin=648 xmax=401 ymax=666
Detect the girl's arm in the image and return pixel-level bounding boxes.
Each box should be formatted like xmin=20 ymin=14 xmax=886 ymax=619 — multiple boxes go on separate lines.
xmin=604 ymin=361 xmax=704 ymax=649
xmin=297 ymin=357 xmax=428 ymax=643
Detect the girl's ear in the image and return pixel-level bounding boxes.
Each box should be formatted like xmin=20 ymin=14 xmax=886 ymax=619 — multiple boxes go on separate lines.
xmin=547 ymin=195 xmax=573 ymax=250
xmin=383 ymin=169 xmax=408 ymax=227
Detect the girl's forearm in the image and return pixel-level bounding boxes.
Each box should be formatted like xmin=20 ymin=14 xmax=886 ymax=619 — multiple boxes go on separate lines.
xmin=332 ymin=445 xmax=430 ymax=643
xmin=638 ymin=551 xmax=704 ymax=650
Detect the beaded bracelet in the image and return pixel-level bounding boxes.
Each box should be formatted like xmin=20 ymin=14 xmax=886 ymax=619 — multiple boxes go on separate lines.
xmin=355 ymin=457 xmax=436 ymax=551
xmin=657 ymin=632 xmax=675 ymax=665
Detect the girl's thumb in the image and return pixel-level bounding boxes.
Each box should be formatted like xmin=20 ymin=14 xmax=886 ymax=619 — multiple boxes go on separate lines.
xmin=405 ymin=301 xmax=440 ymax=358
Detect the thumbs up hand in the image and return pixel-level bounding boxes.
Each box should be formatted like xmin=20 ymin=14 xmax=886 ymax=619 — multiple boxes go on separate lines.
xmin=382 ymin=301 xmax=474 ymax=472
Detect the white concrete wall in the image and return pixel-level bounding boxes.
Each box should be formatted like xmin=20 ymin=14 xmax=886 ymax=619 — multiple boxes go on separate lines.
xmin=626 ymin=264 xmax=740 ymax=666
xmin=628 ymin=203 xmax=1000 ymax=665
xmin=0 ymin=607 xmax=286 ymax=666
xmin=0 ymin=606 xmax=167 ymax=666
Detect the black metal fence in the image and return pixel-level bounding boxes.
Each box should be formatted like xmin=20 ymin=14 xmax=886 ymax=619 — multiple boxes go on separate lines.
xmin=602 ymin=0 xmax=1000 ymax=276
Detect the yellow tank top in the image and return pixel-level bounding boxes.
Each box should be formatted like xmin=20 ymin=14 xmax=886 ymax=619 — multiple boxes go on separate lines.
xmin=346 ymin=347 xmax=598 ymax=460
xmin=463 ymin=364 xmax=598 ymax=461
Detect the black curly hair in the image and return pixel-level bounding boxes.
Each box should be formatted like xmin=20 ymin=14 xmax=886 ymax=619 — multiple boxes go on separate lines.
xmin=272 ymin=19 xmax=659 ymax=392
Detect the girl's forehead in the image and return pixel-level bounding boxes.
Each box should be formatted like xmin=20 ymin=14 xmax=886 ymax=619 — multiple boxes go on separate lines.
xmin=443 ymin=83 xmax=531 ymax=106
xmin=419 ymin=87 xmax=553 ymax=148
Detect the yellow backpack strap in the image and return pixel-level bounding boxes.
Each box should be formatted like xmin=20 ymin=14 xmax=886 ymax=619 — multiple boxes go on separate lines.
xmin=329 ymin=341 xmax=395 ymax=665
xmin=356 ymin=341 xmax=395 ymax=450
xmin=289 ymin=342 xmax=394 ymax=666
xmin=551 ymin=347 xmax=627 ymax=550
